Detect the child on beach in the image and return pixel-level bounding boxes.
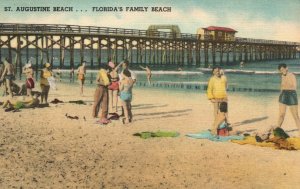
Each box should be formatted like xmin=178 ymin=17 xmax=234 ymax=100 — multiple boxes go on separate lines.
xmin=119 ymin=69 xmax=134 ymax=124
xmin=211 ymin=102 xmax=230 ymax=136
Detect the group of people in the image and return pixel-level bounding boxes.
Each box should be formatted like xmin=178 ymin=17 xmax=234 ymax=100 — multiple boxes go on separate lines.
xmin=90 ymin=59 xmax=136 ymax=125
xmin=207 ymin=64 xmax=300 ymax=137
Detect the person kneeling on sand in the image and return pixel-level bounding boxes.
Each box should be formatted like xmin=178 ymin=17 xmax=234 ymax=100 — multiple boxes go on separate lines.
xmin=211 ymin=102 xmax=236 ymax=136
xmin=119 ymin=69 xmax=134 ymax=124
xmin=2 ymin=94 xmax=40 ymax=110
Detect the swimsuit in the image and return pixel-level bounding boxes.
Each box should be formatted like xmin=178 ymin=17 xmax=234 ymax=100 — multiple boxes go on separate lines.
xmin=279 ymin=90 xmax=298 ymax=105
xmin=120 ymin=91 xmax=132 ymax=101
xmin=26 ymin=78 xmax=35 ymax=89
xmin=5 ymin=74 xmax=15 ymax=80
xmin=108 ymin=81 xmax=119 ymax=90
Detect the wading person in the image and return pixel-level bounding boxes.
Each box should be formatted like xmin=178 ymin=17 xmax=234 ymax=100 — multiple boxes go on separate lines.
xmin=139 ymin=65 xmax=152 ymax=85
xmin=277 ymin=64 xmax=300 ymax=135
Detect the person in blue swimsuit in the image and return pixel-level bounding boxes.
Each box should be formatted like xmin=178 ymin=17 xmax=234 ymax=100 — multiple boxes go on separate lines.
xmin=119 ymin=69 xmax=134 ymax=124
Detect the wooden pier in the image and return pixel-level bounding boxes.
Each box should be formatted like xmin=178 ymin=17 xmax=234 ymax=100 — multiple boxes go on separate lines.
xmin=0 ymin=23 xmax=299 ymax=78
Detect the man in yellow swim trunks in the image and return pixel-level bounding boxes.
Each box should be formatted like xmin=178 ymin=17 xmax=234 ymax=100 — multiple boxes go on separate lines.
xmin=77 ymin=61 xmax=86 ymax=96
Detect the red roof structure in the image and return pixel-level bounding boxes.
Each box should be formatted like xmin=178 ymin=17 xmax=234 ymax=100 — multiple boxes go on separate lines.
xmin=203 ymin=26 xmax=237 ymax=33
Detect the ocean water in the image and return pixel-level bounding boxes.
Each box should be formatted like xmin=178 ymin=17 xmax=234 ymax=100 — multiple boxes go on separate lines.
xmin=2 ymin=48 xmax=300 ymax=96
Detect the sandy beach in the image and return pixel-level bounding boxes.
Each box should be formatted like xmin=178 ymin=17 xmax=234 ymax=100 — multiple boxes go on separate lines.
xmin=1 ymin=82 xmax=300 ymax=188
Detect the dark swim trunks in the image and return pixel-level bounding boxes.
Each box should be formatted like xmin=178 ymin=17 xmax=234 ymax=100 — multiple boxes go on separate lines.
xmin=279 ymin=90 xmax=298 ymax=105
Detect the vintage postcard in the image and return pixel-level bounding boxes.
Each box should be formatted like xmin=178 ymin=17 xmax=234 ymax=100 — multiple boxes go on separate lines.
xmin=0 ymin=0 xmax=300 ymax=188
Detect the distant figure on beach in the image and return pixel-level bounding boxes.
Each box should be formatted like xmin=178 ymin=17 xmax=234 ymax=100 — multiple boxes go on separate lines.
xmin=22 ymin=63 xmax=35 ymax=98
xmin=0 ymin=58 xmax=15 ymax=98
xmin=0 ymin=61 xmax=4 ymax=93
xmin=120 ymin=69 xmax=134 ymax=124
xmin=93 ymin=64 xmax=111 ymax=124
xmin=277 ymin=64 xmax=300 ymax=135
xmin=40 ymin=63 xmax=53 ymax=104
xmin=207 ymin=66 xmax=228 ymax=124
xmin=55 ymin=68 xmax=62 ymax=82
xmin=77 ymin=61 xmax=86 ymax=96
xmin=240 ymin=61 xmax=244 ymax=69
xmin=119 ymin=60 xmax=136 ymax=117
xmin=70 ymin=67 xmax=74 ymax=82
xmin=108 ymin=61 xmax=122 ymax=114
xmin=139 ymin=65 xmax=152 ymax=85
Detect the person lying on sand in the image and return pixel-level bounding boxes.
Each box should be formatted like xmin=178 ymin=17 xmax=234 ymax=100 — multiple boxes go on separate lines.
xmin=2 ymin=94 xmax=40 ymax=110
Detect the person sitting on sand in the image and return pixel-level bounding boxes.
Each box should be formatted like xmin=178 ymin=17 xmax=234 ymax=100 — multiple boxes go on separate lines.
xmin=0 ymin=58 xmax=15 ymax=98
xmin=119 ymin=69 xmax=134 ymax=124
xmin=139 ymin=65 xmax=152 ymax=85
xmin=211 ymin=102 xmax=228 ymax=135
xmin=77 ymin=61 xmax=86 ymax=96
xmin=2 ymin=94 xmax=40 ymax=110
xmin=22 ymin=63 xmax=35 ymax=98
xmin=40 ymin=63 xmax=53 ymax=104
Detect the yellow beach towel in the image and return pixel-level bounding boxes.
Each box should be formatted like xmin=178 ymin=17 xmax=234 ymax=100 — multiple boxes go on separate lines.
xmin=232 ymin=136 xmax=300 ymax=150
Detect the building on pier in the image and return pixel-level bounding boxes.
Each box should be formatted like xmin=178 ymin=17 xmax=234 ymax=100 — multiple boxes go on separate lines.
xmin=197 ymin=26 xmax=237 ymax=41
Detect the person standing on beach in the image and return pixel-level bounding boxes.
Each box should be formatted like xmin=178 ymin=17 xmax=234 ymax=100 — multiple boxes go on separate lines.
xmin=92 ymin=64 xmax=111 ymax=124
xmin=0 ymin=58 xmax=15 ymax=98
xmin=77 ymin=61 xmax=86 ymax=96
xmin=22 ymin=63 xmax=34 ymax=98
xmin=120 ymin=69 xmax=134 ymax=124
xmin=108 ymin=61 xmax=122 ymax=114
xmin=0 ymin=61 xmax=4 ymax=93
xmin=40 ymin=63 xmax=53 ymax=104
xmin=277 ymin=64 xmax=300 ymax=135
xmin=119 ymin=60 xmax=136 ymax=117
xmin=207 ymin=66 xmax=228 ymax=123
xmin=139 ymin=65 xmax=152 ymax=85
xmin=70 ymin=67 xmax=74 ymax=82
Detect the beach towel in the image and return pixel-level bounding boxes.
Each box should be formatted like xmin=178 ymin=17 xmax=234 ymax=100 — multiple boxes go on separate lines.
xmin=232 ymin=136 xmax=300 ymax=150
xmin=133 ymin=131 xmax=180 ymax=139
xmin=47 ymin=76 xmax=57 ymax=90
xmin=186 ymin=130 xmax=244 ymax=142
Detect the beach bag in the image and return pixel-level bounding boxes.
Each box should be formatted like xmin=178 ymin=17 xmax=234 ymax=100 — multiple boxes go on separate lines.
xmin=217 ymin=122 xmax=229 ymax=136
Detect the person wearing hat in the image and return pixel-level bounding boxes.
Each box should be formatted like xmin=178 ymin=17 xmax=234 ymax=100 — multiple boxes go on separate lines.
xmin=93 ymin=64 xmax=111 ymax=124
xmin=22 ymin=62 xmax=34 ymax=98
xmin=40 ymin=63 xmax=53 ymax=104
xmin=0 ymin=58 xmax=15 ymax=98
xmin=77 ymin=61 xmax=86 ymax=96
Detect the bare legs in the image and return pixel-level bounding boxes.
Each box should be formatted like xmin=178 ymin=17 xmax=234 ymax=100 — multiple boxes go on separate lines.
xmin=5 ymin=79 xmax=12 ymax=98
xmin=278 ymin=103 xmax=300 ymax=136
xmin=121 ymin=100 xmax=132 ymax=124
xmin=108 ymin=89 xmax=118 ymax=113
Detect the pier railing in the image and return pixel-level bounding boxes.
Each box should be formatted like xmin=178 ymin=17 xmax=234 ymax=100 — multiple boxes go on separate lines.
xmin=0 ymin=23 xmax=299 ymax=46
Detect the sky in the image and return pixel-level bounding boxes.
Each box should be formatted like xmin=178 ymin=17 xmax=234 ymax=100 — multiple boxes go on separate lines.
xmin=0 ymin=0 xmax=299 ymax=42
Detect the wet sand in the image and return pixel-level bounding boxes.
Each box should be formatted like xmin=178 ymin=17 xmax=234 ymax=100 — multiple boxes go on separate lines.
xmin=1 ymin=82 xmax=300 ymax=188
